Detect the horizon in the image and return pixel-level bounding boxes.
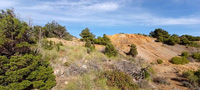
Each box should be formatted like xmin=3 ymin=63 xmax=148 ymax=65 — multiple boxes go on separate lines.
xmin=0 ymin=0 xmax=200 ymax=37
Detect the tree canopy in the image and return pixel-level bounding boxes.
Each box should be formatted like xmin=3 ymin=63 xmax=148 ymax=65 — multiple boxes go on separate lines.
xmin=0 ymin=9 xmax=56 ymax=90
xmin=80 ymin=28 xmax=95 ymax=42
xmin=150 ymin=28 xmax=170 ymax=42
xmin=150 ymin=28 xmax=200 ymax=46
xmin=94 ymin=34 xmax=111 ymax=45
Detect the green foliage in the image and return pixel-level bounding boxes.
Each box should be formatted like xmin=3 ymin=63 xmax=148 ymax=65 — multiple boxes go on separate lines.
xmin=0 ymin=54 xmax=56 ymax=90
xmin=43 ymin=20 xmax=73 ymax=40
xmin=99 ymin=71 xmax=139 ymax=90
xmin=80 ymin=28 xmax=95 ymax=42
xmin=42 ymin=40 xmax=63 ymax=51
xmin=166 ymin=34 xmax=180 ymax=45
xmin=181 ymin=52 xmax=189 ymax=58
xmin=105 ymin=43 xmax=118 ymax=57
xmin=33 ymin=80 xmax=45 ymax=89
xmin=180 ymin=36 xmax=191 ymax=45
xmin=143 ymin=67 xmax=155 ymax=80
xmin=182 ymin=70 xmax=200 ymax=87
xmin=0 ymin=9 xmax=31 ymax=57
xmin=192 ymin=53 xmax=200 ymax=61
xmin=85 ymin=39 xmax=92 ymax=48
xmin=157 ymin=59 xmax=163 ymax=64
xmin=182 ymin=35 xmax=200 ymax=41
xmin=128 ymin=44 xmax=138 ymax=57
xmin=85 ymin=39 xmax=95 ymax=54
xmin=170 ymin=57 xmax=189 ymax=65
xmin=149 ymin=29 xmax=200 ymax=46
xmin=0 ymin=9 xmax=56 ymax=90
xmin=150 ymin=28 xmax=170 ymax=42
xmin=94 ymin=34 xmax=111 ymax=45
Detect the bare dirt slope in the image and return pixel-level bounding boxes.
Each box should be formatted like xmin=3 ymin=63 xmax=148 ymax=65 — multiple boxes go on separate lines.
xmin=107 ymin=34 xmax=199 ymax=62
xmin=107 ymin=34 xmax=200 ymax=90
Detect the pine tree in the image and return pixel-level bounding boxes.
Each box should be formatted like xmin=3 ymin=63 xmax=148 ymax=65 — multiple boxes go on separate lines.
xmin=105 ymin=43 xmax=118 ymax=57
xmin=0 ymin=9 xmax=56 ymax=90
xmin=80 ymin=28 xmax=95 ymax=42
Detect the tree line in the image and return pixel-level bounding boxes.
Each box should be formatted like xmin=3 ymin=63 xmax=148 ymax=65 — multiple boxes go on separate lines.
xmin=150 ymin=28 xmax=200 ymax=46
xmin=0 ymin=9 xmax=57 ymax=90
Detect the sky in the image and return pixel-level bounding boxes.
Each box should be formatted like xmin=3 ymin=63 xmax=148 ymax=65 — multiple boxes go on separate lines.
xmin=0 ymin=0 xmax=200 ymax=37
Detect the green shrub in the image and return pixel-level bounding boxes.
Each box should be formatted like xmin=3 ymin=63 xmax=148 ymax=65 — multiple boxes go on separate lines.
xmin=0 ymin=54 xmax=56 ymax=89
xmin=99 ymin=71 xmax=139 ymax=90
xmin=170 ymin=57 xmax=189 ymax=65
xmin=150 ymin=28 xmax=170 ymax=41
xmin=181 ymin=52 xmax=189 ymax=58
xmin=85 ymin=39 xmax=95 ymax=54
xmin=42 ymin=21 xmax=73 ymax=40
xmin=165 ymin=34 xmax=180 ymax=45
xmin=143 ymin=67 xmax=156 ymax=80
xmin=128 ymin=44 xmax=138 ymax=57
xmin=42 ymin=40 xmax=55 ymax=50
xmin=42 ymin=40 xmax=63 ymax=52
xmin=80 ymin=28 xmax=95 ymax=42
xmin=182 ymin=70 xmax=200 ymax=86
xmin=105 ymin=43 xmax=118 ymax=57
xmin=183 ymin=70 xmax=194 ymax=78
xmin=94 ymin=34 xmax=111 ymax=45
xmin=192 ymin=53 xmax=200 ymax=61
xmin=0 ymin=9 xmax=56 ymax=90
xmin=157 ymin=59 xmax=163 ymax=64
xmin=180 ymin=36 xmax=191 ymax=45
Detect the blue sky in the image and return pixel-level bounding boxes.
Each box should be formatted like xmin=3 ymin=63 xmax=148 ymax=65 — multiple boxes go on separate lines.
xmin=0 ymin=0 xmax=200 ymax=37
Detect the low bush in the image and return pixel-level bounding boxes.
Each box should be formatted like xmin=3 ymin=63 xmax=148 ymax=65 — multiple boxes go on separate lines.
xmin=157 ymin=59 xmax=163 ymax=64
xmin=99 ymin=71 xmax=139 ymax=90
xmin=182 ymin=69 xmax=200 ymax=87
xmin=42 ymin=40 xmax=63 ymax=52
xmin=143 ymin=67 xmax=156 ymax=80
xmin=170 ymin=57 xmax=189 ymax=65
xmin=85 ymin=39 xmax=95 ymax=54
xmin=104 ymin=44 xmax=118 ymax=57
xmin=181 ymin=52 xmax=189 ymax=58
xmin=127 ymin=44 xmax=138 ymax=58
xmin=192 ymin=53 xmax=200 ymax=61
xmin=94 ymin=34 xmax=111 ymax=45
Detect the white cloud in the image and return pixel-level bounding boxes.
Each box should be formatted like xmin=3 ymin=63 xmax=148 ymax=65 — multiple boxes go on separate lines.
xmin=1 ymin=0 xmax=200 ymax=27
xmin=0 ymin=0 xmax=17 ymax=8
xmin=86 ymin=2 xmax=119 ymax=11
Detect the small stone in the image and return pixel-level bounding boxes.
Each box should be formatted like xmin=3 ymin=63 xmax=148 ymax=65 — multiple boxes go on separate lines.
xmin=85 ymin=60 xmax=88 ymax=63
xmin=65 ymin=81 xmax=68 ymax=84
xmin=82 ymin=65 xmax=87 ymax=69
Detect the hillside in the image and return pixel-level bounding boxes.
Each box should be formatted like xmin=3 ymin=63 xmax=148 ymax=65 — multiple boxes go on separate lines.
xmin=107 ymin=34 xmax=199 ymax=61
xmin=107 ymin=34 xmax=200 ymax=90
xmin=48 ymin=34 xmax=200 ymax=90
